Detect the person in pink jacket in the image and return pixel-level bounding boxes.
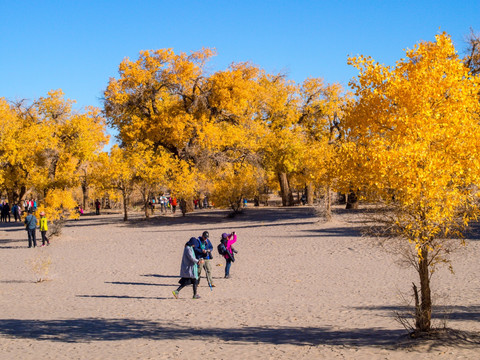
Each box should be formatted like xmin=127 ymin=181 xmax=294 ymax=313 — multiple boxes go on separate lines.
xmin=221 ymin=232 xmax=238 ymax=278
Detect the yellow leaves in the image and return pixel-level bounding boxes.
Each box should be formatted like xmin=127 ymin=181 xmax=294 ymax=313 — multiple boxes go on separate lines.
xmin=37 ymin=189 xmax=79 ymax=222
xmin=211 ymin=162 xmax=264 ymax=211
xmin=342 ymin=32 xmax=480 ymax=253
xmin=0 ymin=91 xmax=107 ymax=210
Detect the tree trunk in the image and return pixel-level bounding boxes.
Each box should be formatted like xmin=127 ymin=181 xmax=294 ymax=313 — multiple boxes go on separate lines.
xmin=185 ymin=199 xmax=194 ymax=213
xmin=277 ymin=171 xmax=294 ymax=206
xmin=144 ymin=200 xmax=150 ymax=218
xmin=306 ymin=182 xmax=314 ymax=205
xmin=416 ymin=246 xmax=432 ymax=331
xmin=122 ymin=190 xmax=128 ymax=221
xmin=141 ymin=189 xmax=149 ymax=218
xmin=346 ymin=191 xmax=359 ymax=209
xmin=325 ymin=185 xmax=332 ymax=221
xmin=81 ymin=181 xmax=88 ymax=211
xmin=7 ymin=190 xmax=14 ymax=206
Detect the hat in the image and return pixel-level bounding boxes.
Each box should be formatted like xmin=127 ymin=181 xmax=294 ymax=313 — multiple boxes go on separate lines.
xmin=202 ymin=231 xmax=209 ymax=238
xmin=186 ymin=237 xmax=197 ymax=247
xmin=221 ymin=233 xmax=228 ymax=239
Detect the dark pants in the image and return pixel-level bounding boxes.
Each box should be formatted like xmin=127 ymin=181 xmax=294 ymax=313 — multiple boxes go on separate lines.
xmin=176 ymin=278 xmax=198 ymax=296
xmin=27 ymin=229 xmax=37 ymax=248
xmin=41 ymin=231 xmax=49 ymax=245
xmin=96 ymin=207 xmax=100 ymax=215
xmin=225 ymin=259 xmax=232 ymax=277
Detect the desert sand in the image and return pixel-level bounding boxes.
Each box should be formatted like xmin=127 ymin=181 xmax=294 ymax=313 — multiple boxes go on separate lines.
xmin=1 ymin=205 xmax=479 ymax=359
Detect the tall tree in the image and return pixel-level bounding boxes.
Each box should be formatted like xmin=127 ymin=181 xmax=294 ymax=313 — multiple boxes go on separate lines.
xmin=341 ymin=33 xmax=480 ymax=332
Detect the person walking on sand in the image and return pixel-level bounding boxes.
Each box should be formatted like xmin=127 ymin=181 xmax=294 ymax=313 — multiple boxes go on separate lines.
xmin=194 ymin=231 xmax=215 ymax=287
xmin=221 ymin=232 xmax=238 ymax=279
xmin=24 ymin=209 xmax=37 ymax=248
xmin=95 ymin=199 xmax=101 ymax=215
xmin=172 ymin=237 xmax=204 ymax=299
xmin=171 ymin=197 xmax=178 ymax=213
xmin=39 ymin=212 xmax=50 ymax=246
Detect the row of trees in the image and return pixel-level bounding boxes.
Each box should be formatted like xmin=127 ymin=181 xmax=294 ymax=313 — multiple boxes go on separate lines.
xmin=1 ymin=32 xmax=479 ymax=332
xmin=102 ymin=48 xmax=348 ymax=216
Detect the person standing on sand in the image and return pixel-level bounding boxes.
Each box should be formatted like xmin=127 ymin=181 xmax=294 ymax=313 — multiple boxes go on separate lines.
xmin=24 ymin=209 xmax=37 ymax=248
xmin=222 ymin=232 xmax=238 ymax=279
xmin=171 ymin=197 xmax=178 ymax=213
xmin=39 ymin=212 xmax=50 ymax=246
xmin=194 ymin=231 xmax=214 ymax=287
xmin=95 ymin=199 xmax=101 ymax=215
xmin=2 ymin=202 xmax=10 ymax=222
xmin=173 ymin=237 xmax=204 ymax=299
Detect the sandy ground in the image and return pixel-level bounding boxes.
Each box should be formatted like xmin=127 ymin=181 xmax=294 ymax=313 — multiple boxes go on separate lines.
xmin=1 ymin=205 xmax=479 ymax=359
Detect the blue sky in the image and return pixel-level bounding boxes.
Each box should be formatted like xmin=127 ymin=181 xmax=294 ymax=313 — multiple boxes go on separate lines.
xmin=1 ymin=0 xmax=479 ymax=111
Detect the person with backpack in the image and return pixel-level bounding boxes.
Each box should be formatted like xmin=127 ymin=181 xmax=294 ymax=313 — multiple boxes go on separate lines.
xmin=193 ymin=231 xmax=215 ymax=287
xmin=173 ymin=237 xmax=204 ymax=299
xmin=218 ymin=232 xmax=238 ymax=279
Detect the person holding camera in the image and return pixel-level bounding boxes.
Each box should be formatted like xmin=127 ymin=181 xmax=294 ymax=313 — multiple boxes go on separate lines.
xmin=173 ymin=237 xmax=205 ymax=299
xmin=221 ymin=231 xmax=238 ymax=279
xmin=193 ymin=231 xmax=215 ymax=288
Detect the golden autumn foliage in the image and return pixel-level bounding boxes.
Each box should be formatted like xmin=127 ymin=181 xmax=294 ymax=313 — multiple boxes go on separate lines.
xmin=104 ymin=48 xmax=215 ymax=156
xmin=211 ymin=162 xmax=265 ymax=212
xmin=36 ymin=189 xmax=80 ymax=223
xmin=341 ymin=33 xmax=480 ymax=331
xmin=0 ymin=90 xmax=108 ymax=222
xmin=93 ymin=145 xmax=137 ymax=220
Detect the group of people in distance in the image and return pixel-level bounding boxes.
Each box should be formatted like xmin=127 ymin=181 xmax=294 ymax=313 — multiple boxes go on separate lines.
xmin=173 ymin=231 xmax=238 ymax=299
xmin=147 ymin=195 xmax=178 ymax=214
xmin=0 ymin=202 xmax=24 ymax=222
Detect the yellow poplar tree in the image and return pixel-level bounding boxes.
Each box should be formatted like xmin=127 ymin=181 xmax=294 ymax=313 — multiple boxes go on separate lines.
xmin=298 ymin=79 xmax=349 ymax=215
xmin=94 ymin=146 xmax=137 ymax=221
xmin=341 ymin=33 xmax=480 ymax=332
xmin=258 ymin=74 xmax=304 ymax=206
xmin=204 ymin=63 xmax=267 ymax=207
xmin=130 ymin=143 xmax=171 ymax=218
xmin=34 ymin=90 xmax=108 ymax=221
xmin=0 ymin=98 xmax=52 ymax=203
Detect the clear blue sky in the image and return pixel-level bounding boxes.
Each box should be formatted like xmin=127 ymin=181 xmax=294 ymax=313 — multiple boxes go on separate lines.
xmin=1 ymin=0 xmax=479 ymax=111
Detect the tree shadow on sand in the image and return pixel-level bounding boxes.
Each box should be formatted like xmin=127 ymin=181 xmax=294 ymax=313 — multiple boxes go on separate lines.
xmin=353 ymin=304 xmax=480 ymax=322
xmin=0 ymin=238 xmax=28 ymax=249
xmin=105 ymin=281 xmax=172 ymax=287
xmin=463 ymin=221 xmax=480 ymax=241
xmin=119 ymin=207 xmax=319 ymax=229
xmin=0 ymin=318 xmax=478 ymax=350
